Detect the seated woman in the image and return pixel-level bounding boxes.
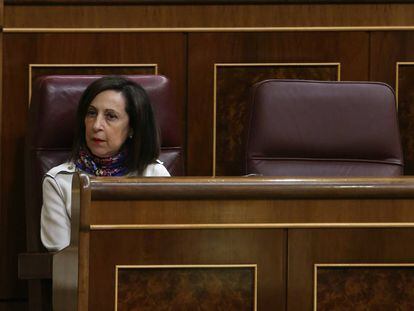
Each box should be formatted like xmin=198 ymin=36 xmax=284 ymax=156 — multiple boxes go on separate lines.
xmin=41 ymin=76 xmax=170 ymax=251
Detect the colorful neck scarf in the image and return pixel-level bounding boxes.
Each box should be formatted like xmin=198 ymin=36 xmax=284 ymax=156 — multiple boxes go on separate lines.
xmin=75 ymin=148 xmax=129 ymax=176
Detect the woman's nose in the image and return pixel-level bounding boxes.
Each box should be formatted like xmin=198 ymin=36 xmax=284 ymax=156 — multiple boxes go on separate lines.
xmin=92 ymin=115 xmax=104 ymax=131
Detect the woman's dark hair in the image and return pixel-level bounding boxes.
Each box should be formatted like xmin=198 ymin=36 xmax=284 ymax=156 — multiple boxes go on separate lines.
xmin=71 ymin=76 xmax=160 ymax=175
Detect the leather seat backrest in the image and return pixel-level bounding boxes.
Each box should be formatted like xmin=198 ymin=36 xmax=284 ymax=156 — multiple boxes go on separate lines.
xmin=26 ymin=75 xmax=183 ymax=251
xmin=246 ymin=80 xmax=404 ymax=177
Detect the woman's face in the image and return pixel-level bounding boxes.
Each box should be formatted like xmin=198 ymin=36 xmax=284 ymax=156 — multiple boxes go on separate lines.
xmin=84 ymin=90 xmax=131 ymax=158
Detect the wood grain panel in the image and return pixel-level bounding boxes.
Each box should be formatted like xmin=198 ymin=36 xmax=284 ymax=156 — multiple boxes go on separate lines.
xmin=91 ymin=198 xmax=414 ymax=225
xmin=0 ymin=31 xmax=8 ymax=298
xmin=0 ymin=302 xmax=28 ymax=311
xmin=89 ymin=229 xmax=285 ymax=310
xmin=188 ymin=32 xmax=368 ymax=175
xmin=397 ymin=64 xmax=414 ymax=174
xmin=370 ymin=32 xmax=414 ymax=175
xmin=1 ymin=32 xmax=185 ymax=299
xmin=288 ymin=228 xmax=414 ymax=311
xmin=216 ymin=64 xmax=338 ymax=176
xmin=4 ymin=4 xmax=414 ymax=28
xmin=6 ymin=0 xmax=414 ymax=4
xmin=117 ymin=266 xmax=255 ymax=310
xmin=0 ymin=0 xmax=3 ymax=28
xmin=316 ymin=266 xmax=414 ymax=310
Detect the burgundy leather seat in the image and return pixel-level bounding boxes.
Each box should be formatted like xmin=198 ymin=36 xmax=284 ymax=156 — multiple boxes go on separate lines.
xmin=24 ymin=75 xmax=183 ymax=310
xmin=246 ymin=80 xmax=404 ymax=176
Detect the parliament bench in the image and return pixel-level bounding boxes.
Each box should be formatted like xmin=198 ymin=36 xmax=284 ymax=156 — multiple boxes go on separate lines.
xmin=43 ymin=174 xmax=414 ymax=310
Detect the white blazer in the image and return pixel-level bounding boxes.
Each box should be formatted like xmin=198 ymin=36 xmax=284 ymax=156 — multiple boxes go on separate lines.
xmin=41 ymin=160 xmax=170 ymax=251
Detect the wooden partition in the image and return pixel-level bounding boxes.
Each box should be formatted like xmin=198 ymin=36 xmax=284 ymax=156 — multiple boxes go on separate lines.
xmin=50 ymin=174 xmax=414 ymax=310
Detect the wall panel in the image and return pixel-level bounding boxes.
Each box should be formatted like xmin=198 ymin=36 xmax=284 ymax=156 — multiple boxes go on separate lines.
xmin=316 ymin=264 xmax=414 ymax=310
xmin=215 ymin=63 xmax=339 ymax=176
xmin=116 ymin=265 xmax=256 ymax=310
xmin=89 ymin=229 xmax=286 ymax=310
xmin=370 ymin=32 xmax=414 ymax=174
xmin=288 ymin=228 xmax=414 ymax=310
xmin=188 ymin=31 xmax=369 ymax=176
xmin=4 ymin=4 xmax=414 ymax=28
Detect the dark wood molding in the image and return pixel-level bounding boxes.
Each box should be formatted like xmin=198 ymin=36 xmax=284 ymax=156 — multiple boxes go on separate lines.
xmin=5 ymin=0 xmax=414 ymax=5
xmin=18 ymin=253 xmax=53 ymax=279
xmin=89 ymin=175 xmax=414 ymax=200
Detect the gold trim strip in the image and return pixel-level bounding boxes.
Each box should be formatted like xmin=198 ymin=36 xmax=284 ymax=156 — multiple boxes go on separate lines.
xmin=90 ymin=222 xmax=414 ymax=230
xmin=114 ymin=263 xmax=119 ymax=311
xmin=117 ymin=264 xmax=257 ymax=268
xmin=115 ymin=264 xmax=258 ymax=311
xmin=215 ymin=62 xmax=341 ymax=67
xmin=396 ymin=62 xmax=414 ymax=110
xmin=213 ymin=62 xmax=341 ymax=176
xmin=313 ymin=262 xmax=317 ymax=311
xmin=5 ymin=26 xmax=414 ymax=33
xmin=212 ymin=64 xmax=218 ymax=177
xmin=316 ymin=263 xmax=414 ymax=268
xmin=314 ymin=262 xmax=414 ymax=310
xmin=28 ymin=63 xmax=158 ymax=104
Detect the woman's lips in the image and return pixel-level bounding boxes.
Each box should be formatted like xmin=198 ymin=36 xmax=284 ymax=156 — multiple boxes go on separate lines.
xmin=92 ymin=138 xmax=105 ymax=143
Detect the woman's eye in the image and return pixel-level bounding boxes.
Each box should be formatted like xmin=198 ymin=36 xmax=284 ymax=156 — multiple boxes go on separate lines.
xmin=86 ymin=109 xmax=96 ymax=117
xmin=106 ymin=113 xmax=118 ymax=121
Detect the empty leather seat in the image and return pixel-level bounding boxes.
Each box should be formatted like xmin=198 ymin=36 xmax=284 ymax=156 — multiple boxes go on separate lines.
xmin=246 ymin=80 xmax=403 ymax=176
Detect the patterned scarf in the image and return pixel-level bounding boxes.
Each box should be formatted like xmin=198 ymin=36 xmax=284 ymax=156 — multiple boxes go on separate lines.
xmin=75 ymin=147 xmax=129 ymax=176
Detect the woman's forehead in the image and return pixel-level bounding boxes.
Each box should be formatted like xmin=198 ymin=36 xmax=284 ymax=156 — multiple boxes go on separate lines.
xmin=89 ymin=90 xmax=127 ymax=112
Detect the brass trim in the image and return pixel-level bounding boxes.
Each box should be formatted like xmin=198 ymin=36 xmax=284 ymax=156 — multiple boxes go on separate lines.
xmin=28 ymin=63 xmax=158 ymax=104
xmin=313 ymin=262 xmax=414 ymax=310
xmin=313 ymin=262 xmax=317 ymax=311
xmin=396 ymin=62 xmax=414 ymax=110
xmin=90 ymin=222 xmax=414 ymax=230
xmin=212 ymin=64 xmax=218 ymax=176
xmin=213 ymin=62 xmax=341 ymax=176
xmin=115 ymin=264 xmax=119 ymax=311
xmin=114 ymin=264 xmax=258 ymax=311
xmin=316 ymin=263 xmax=414 ymax=267
xmin=5 ymin=26 xmax=414 ymax=33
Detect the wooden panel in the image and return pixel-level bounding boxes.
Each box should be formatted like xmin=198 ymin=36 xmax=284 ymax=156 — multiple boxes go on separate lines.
xmin=316 ymin=266 xmax=414 ymax=310
xmin=0 ymin=302 xmax=28 ymax=311
xmin=1 ymin=32 xmax=185 ymax=299
xmin=188 ymin=32 xmax=369 ymax=175
xmin=91 ymin=198 xmax=414 ymax=225
xmin=6 ymin=0 xmax=414 ymax=4
xmin=4 ymin=4 xmax=414 ymax=28
xmin=288 ymin=228 xmax=414 ymax=311
xmin=0 ymin=0 xmax=3 ymax=28
xmin=117 ymin=266 xmax=255 ymax=310
xmin=216 ymin=64 xmax=339 ymax=176
xmin=397 ymin=64 xmax=414 ymax=174
xmin=89 ymin=229 xmax=285 ymax=310
xmin=0 ymin=29 xmax=8 ymax=298
xmin=370 ymin=32 xmax=414 ymax=174
xmin=18 ymin=253 xmax=53 ymax=279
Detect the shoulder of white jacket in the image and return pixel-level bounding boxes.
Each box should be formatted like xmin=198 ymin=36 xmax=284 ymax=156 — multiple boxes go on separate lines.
xmin=45 ymin=162 xmax=76 ymax=178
